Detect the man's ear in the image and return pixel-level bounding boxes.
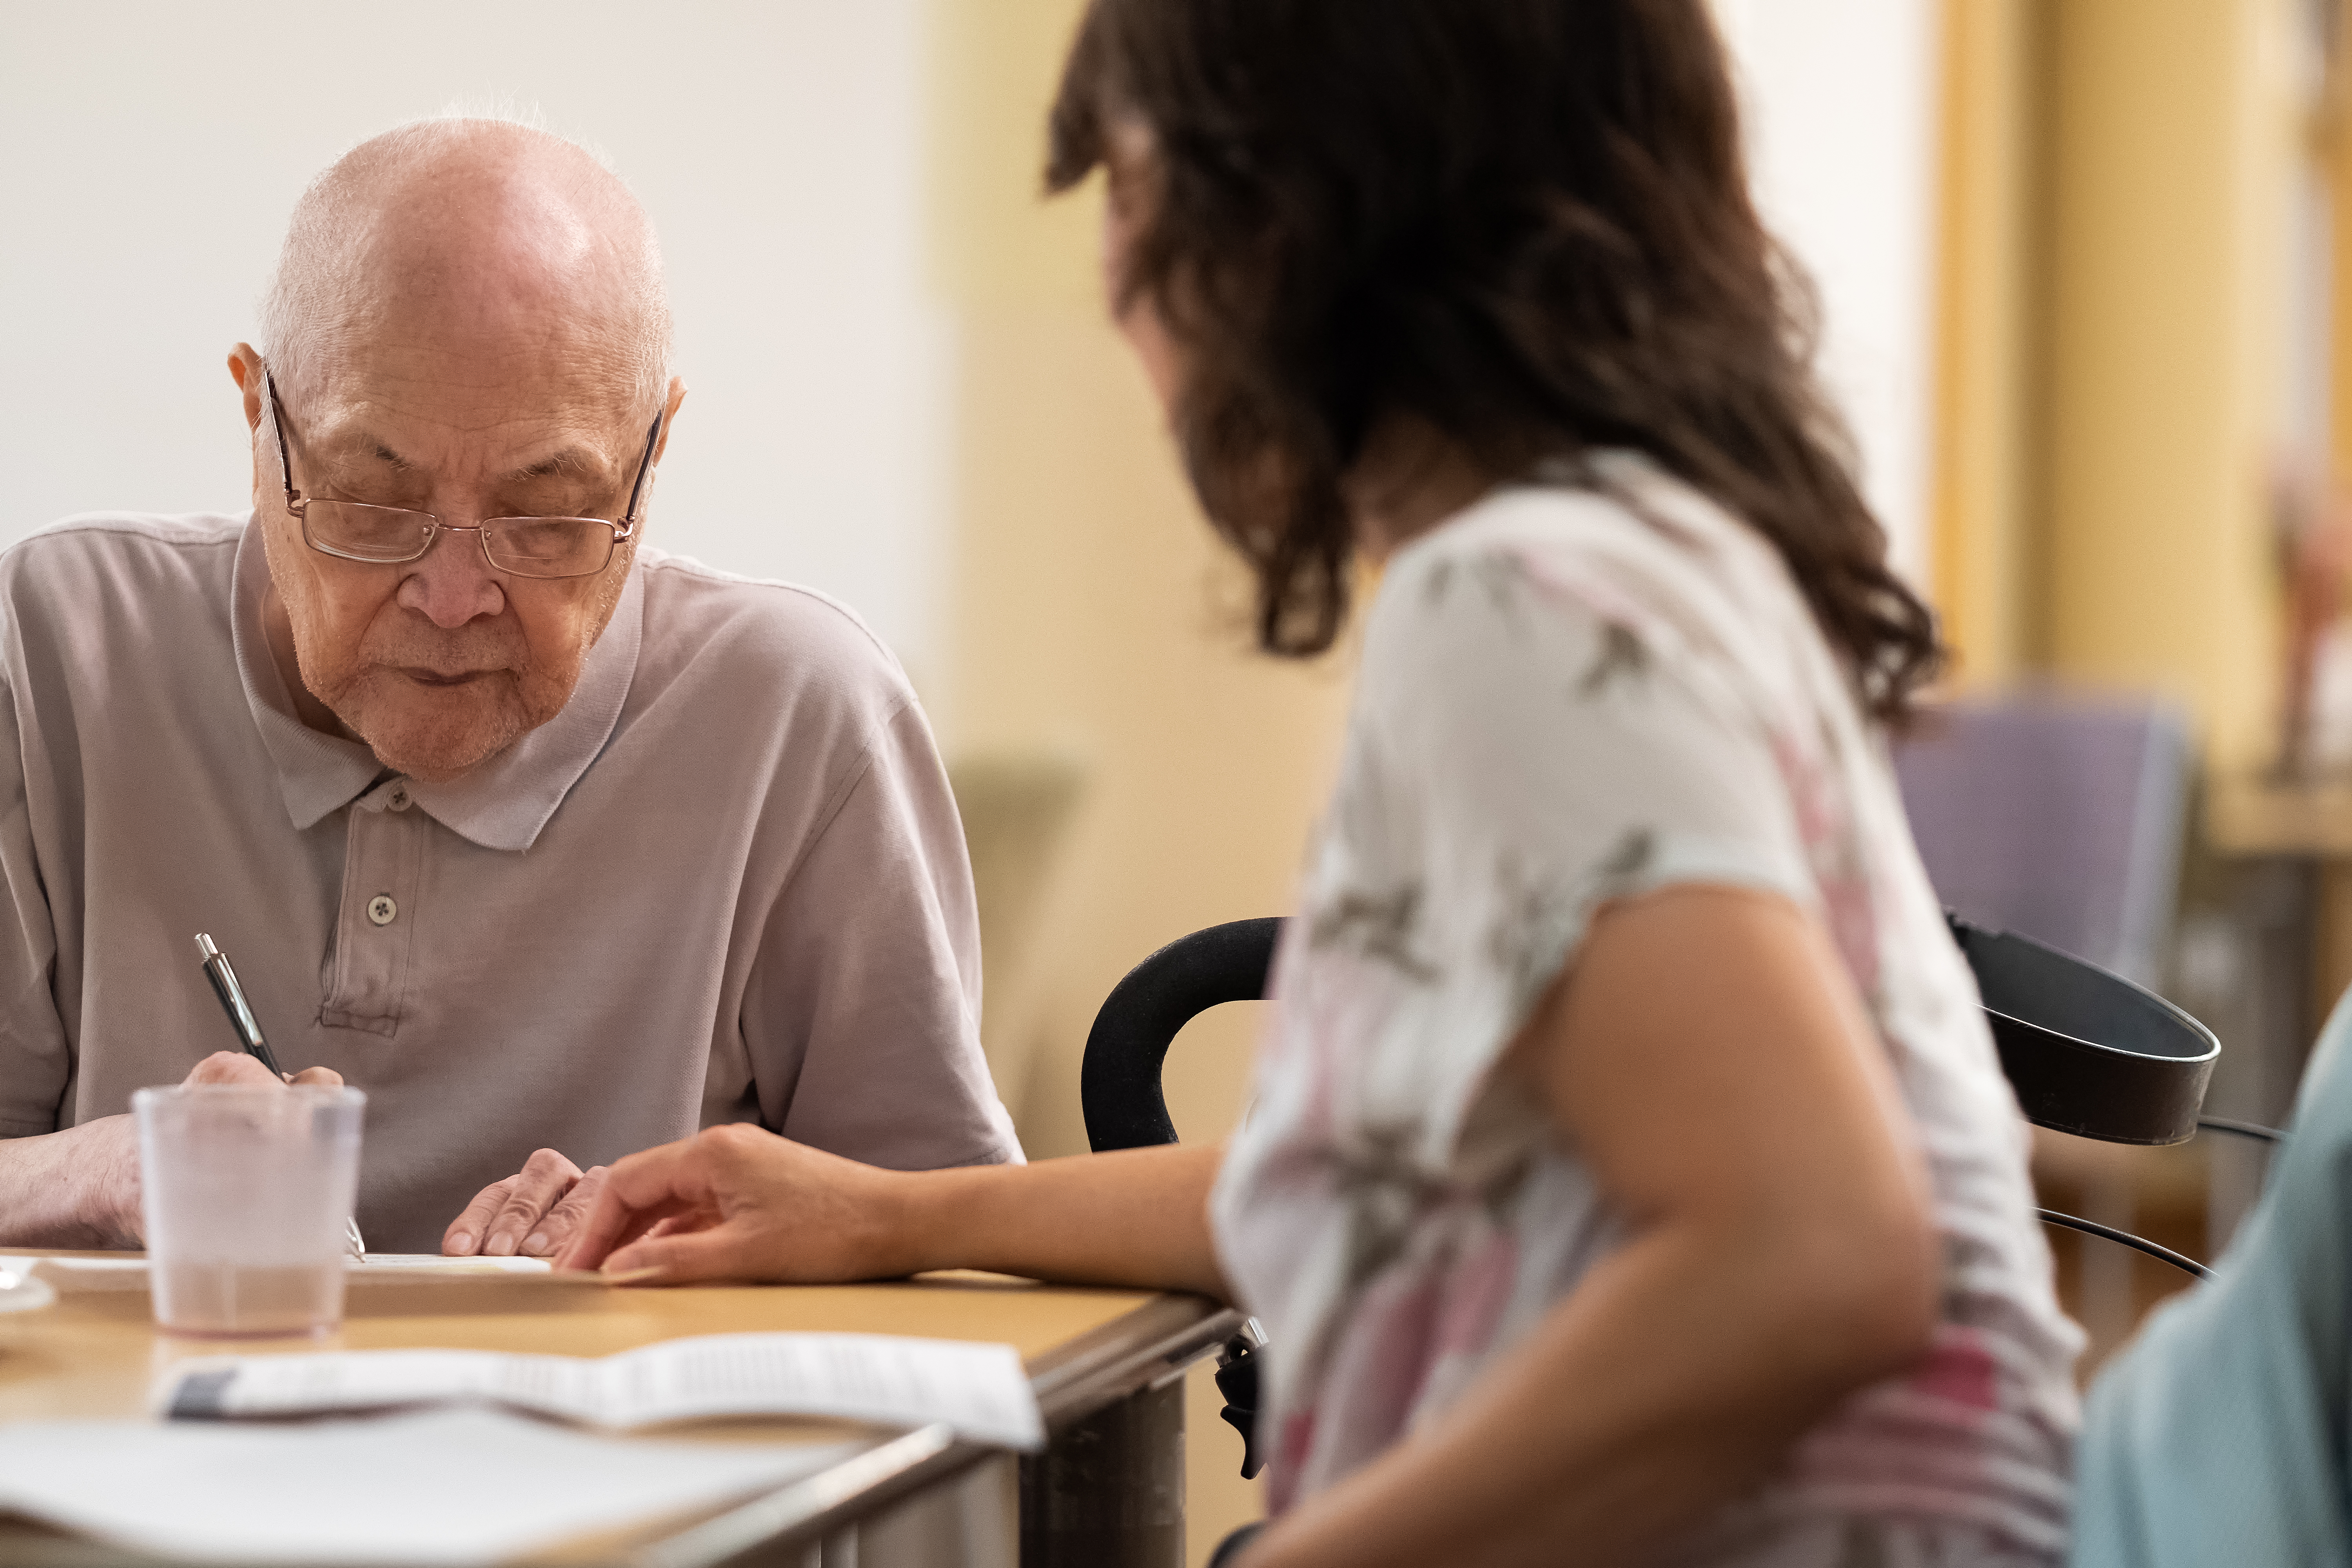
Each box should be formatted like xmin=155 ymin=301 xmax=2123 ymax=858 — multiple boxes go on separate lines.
xmin=652 ymin=376 xmax=687 ymax=467
xmin=229 ymin=345 xmax=268 ymax=494
xmin=228 ymin=345 xmax=265 ymax=433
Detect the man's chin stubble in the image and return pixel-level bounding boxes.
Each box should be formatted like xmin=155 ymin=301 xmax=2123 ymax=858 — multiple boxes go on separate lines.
xmin=343 ymin=681 xmax=537 ymax=782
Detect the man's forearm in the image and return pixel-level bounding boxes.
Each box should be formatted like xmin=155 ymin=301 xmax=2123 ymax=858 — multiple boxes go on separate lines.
xmin=0 ymin=1114 xmax=140 ymax=1248
xmin=904 ymin=1142 xmax=1230 ymax=1298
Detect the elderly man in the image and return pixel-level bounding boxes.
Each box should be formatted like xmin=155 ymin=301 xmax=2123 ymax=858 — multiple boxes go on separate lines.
xmin=0 ymin=118 xmax=1019 ymax=1255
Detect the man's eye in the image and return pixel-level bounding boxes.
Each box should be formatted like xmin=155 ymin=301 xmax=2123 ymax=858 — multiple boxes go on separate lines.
xmin=501 ymin=520 xmax=588 ymax=559
xmin=321 ymin=479 xmax=425 ymax=510
xmin=501 ymin=492 xmax=596 ymax=519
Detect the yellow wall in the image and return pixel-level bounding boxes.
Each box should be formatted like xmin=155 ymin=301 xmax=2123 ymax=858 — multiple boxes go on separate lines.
xmin=1930 ymin=0 xmax=2041 ymax=687
xmin=2332 ymin=20 xmax=2352 ymax=480
xmin=2038 ymin=0 xmax=2291 ymax=764
xmin=926 ymin=2 xmax=1354 ymax=1558
xmin=1929 ymin=0 xmax=2296 ymax=762
xmin=925 ymin=0 xmax=1350 ymax=1157
xmin=1933 ymin=0 xmax=2296 ymax=759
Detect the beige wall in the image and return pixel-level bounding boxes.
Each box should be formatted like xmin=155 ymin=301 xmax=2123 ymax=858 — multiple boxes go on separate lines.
xmin=925 ymin=2 xmax=1355 ymax=1558
xmin=1930 ymin=0 xmax=2042 ymax=687
xmin=2041 ymin=0 xmax=2294 ymax=765
xmin=1931 ymin=0 xmax=2298 ymax=756
xmin=924 ymin=0 xmax=1352 ymax=1159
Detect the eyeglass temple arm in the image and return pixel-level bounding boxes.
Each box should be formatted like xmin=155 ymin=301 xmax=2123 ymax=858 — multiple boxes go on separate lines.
xmin=261 ymin=369 xmax=301 ymax=510
xmin=621 ymin=410 xmax=664 ymax=527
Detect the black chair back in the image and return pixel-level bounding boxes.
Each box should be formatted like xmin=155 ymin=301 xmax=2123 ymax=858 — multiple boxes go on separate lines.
xmin=1081 ymin=917 xmax=1282 ymax=1153
xmin=1078 ymin=913 xmax=2244 ymax=1283
xmin=1083 ymin=913 xmax=2222 ymax=1152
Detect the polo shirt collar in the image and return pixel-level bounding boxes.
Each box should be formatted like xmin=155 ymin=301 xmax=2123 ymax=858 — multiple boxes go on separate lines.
xmin=230 ymin=517 xmax=644 ymax=853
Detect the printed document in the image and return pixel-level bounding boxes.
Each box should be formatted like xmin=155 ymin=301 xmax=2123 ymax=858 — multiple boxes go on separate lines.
xmin=154 ymin=1330 xmax=1044 ymax=1450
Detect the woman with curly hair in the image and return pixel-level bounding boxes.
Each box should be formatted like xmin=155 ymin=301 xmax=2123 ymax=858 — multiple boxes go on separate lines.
xmin=564 ymin=4 xmax=2081 ymax=1562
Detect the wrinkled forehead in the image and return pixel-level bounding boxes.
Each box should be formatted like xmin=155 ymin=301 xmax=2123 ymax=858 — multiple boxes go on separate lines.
xmin=279 ymin=312 xmax=650 ymax=465
xmin=269 ymin=371 xmax=652 ymax=514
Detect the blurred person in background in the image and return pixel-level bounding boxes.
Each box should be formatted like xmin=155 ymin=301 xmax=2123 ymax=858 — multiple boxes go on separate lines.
xmin=564 ymin=3 xmax=2079 ymax=1564
xmin=0 ymin=117 xmax=1019 ymax=1258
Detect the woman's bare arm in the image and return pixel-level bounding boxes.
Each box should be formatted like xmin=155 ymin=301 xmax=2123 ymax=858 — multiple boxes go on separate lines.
xmin=560 ymin=1132 xmax=1231 ymax=1299
xmin=1239 ymin=886 xmax=1939 ymax=1568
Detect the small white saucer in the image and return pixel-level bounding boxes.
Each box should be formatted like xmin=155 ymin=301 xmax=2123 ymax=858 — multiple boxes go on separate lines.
xmin=0 ymin=1263 xmax=57 ymax=1314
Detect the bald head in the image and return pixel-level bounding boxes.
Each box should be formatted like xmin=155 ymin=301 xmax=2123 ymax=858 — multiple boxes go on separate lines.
xmin=261 ymin=117 xmax=670 ymax=412
xmin=234 ymin=117 xmax=687 ymax=786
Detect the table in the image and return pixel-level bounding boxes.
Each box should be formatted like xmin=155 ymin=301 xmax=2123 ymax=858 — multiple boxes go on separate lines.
xmin=0 ymin=1253 xmax=1245 ymax=1568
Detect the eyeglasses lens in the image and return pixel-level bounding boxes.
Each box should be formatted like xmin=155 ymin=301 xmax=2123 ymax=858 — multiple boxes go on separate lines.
xmin=303 ymin=503 xmax=615 ymax=579
xmin=305 ymin=502 xmax=435 ymax=563
xmin=486 ymin=519 xmax=615 ymax=577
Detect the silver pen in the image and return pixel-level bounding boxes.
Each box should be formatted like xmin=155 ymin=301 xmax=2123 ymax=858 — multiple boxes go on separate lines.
xmin=193 ymin=933 xmax=367 ymax=1259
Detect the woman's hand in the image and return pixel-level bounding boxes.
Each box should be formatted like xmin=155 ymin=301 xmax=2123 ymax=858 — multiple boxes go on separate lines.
xmin=559 ymin=1129 xmax=1231 ymax=1296
xmin=557 ymin=1124 xmax=922 ymax=1283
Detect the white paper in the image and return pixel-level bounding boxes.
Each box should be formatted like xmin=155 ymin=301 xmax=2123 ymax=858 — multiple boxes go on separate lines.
xmin=156 ymin=1331 xmax=1045 ymax=1451
xmin=22 ymin=1254 xmax=554 ymax=1276
xmin=348 ymin=1253 xmax=554 ymax=1274
xmin=0 ymin=1407 xmax=854 ymax=1566
xmin=18 ymin=1254 xmax=555 ymax=1294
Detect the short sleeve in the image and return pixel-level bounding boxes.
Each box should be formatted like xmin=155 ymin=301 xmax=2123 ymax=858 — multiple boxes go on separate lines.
xmin=0 ymin=660 xmax=66 ymax=1138
xmin=1292 ymin=523 xmax=1816 ymax=1156
xmin=740 ymin=698 xmax=1023 ymax=1170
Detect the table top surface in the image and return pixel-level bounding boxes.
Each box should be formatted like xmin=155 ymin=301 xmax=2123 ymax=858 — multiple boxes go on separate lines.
xmin=2207 ymin=771 xmax=2352 ymax=857
xmin=0 ymin=1250 xmax=1235 ymax=1566
xmin=0 ymin=1249 xmax=1164 ymax=1428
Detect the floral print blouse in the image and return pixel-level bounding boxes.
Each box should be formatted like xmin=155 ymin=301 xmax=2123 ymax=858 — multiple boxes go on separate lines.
xmin=1210 ymin=454 xmax=2082 ymax=1562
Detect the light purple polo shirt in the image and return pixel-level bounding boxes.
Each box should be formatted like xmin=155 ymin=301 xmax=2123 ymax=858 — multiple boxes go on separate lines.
xmin=0 ymin=514 xmax=1019 ymax=1250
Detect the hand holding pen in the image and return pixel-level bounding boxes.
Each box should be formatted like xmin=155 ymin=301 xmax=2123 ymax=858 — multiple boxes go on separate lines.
xmin=192 ymin=933 xmax=368 ymax=1259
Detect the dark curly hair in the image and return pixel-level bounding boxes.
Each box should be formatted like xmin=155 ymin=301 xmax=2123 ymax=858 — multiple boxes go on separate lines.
xmin=1047 ymin=0 xmax=1941 ymax=720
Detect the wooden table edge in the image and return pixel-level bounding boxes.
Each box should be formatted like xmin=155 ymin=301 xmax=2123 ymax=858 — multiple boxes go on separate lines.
xmin=0 ymin=1289 xmax=1246 ymax=1568
xmin=621 ymin=1292 xmax=1246 ymax=1568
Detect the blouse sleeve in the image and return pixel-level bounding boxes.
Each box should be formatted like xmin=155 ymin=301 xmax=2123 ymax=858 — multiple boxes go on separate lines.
xmin=1294 ymin=526 xmax=1820 ymax=1155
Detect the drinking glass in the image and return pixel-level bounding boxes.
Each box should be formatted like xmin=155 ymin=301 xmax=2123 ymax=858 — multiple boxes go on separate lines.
xmin=134 ymin=1083 xmax=365 ymax=1336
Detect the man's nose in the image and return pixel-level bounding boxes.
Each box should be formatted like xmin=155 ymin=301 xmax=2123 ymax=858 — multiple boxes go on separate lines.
xmin=395 ymin=528 xmax=508 ymax=630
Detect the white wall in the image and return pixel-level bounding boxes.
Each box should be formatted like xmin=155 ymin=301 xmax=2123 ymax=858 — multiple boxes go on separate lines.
xmin=0 ymin=1 xmax=947 ymax=677
xmin=0 ymin=2 xmax=1942 ymax=661
xmin=1711 ymin=0 xmax=1943 ymax=583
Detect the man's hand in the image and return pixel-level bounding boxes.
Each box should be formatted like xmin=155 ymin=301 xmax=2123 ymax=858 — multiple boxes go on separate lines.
xmin=0 ymin=1111 xmax=147 ymax=1249
xmin=443 ymin=1149 xmax=610 ymax=1259
xmin=556 ymin=1125 xmax=917 ymax=1283
xmin=0 ymin=1051 xmax=344 ymax=1249
xmin=184 ymin=1050 xmax=344 ymax=1091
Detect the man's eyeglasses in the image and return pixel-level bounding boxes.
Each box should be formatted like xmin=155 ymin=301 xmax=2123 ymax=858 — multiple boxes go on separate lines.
xmin=262 ymin=369 xmax=662 ymax=581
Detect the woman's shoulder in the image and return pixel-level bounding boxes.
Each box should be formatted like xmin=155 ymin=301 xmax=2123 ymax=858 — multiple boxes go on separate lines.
xmin=1368 ymin=451 xmax=1813 ymax=693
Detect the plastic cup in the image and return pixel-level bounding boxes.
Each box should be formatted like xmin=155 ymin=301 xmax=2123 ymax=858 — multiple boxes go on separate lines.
xmin=133 ymin=1083 xmax=365 ymax=1337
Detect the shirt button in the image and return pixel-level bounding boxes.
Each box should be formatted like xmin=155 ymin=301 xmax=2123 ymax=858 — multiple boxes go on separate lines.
xmin=367 ymin=895 xmax=398 ymax=926
xmin=387 ymin=784 xmax=412 ymax=811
